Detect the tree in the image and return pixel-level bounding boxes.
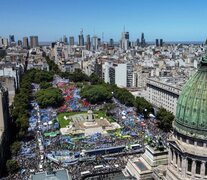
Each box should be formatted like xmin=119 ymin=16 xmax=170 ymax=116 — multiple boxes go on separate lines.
xmin=10 ymin=141 xmax=21 ymax=156
xmin=40 ymin=81 xmax=52 ymax=89
xmin=80 ymin=85 xmax=112 ymax=104
xmin=89 ymin=73 xmax=104 ymax=85
xmin=109 ymin=84 xmax=135 ymax=106
xmin=134 ymin=97 xmax=153 ymax=117
xmin=35 ymin=87 xmax=64 ymax=108
xmin=6 ymin=160 xmax=19 ymax=174
xmin=156 ymin=107 xmax=174 ymax=131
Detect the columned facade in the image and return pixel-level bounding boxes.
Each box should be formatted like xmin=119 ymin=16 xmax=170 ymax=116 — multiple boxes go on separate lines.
xmin=167 ymin=130 xmax=207 ymax=180
xmin=166 ymin=54 xmax=207 ymax=180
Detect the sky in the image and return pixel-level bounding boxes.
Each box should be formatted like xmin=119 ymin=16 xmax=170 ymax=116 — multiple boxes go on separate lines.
xmin=1 ymin=0 xmax=207 ymax=42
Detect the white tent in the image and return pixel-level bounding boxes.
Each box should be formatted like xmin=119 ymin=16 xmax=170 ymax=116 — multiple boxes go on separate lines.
xmin=43 ymin=122 xmax=48 ymax=126
xmin=149 ymin=114 xmax=155 ymax=118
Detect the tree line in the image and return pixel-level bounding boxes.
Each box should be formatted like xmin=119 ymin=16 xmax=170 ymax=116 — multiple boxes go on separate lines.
xmin=6 ymin=57 xmax=174 ymax=174
xmin=7 ymin=69 xmax=57 ymax=174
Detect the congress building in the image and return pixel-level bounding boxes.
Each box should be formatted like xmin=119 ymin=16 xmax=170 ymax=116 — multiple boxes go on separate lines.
xmin=166 ymin=52 xmax=207 ymax=179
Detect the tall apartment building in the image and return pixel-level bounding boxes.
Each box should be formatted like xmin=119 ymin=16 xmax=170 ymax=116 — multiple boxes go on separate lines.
xmin=9 ymin=35 xmax=15 ymax=46
xmin=121 ymin=32 xmax=129 ymax=50
xmin=92 ymin=36 xmax=98 ymax=51
xmin=78 ymin=30 xmax=84 ymax=46
xmin=103 ymin=62 xmax=133 ymax=88
xmin=30 ymin=36 xmax=39 ymax=48
xmin=0 ymin=84 xmax=9 ymax=132
xmin=63 ymin=35 xmax=68 ymax=44
xmin=131 ymin=65 xmax=151 ymax=88
xmin=94 ymin=60 xmax=102 ymax=78
xmin=23 ymin=37 xmax=29 ymax=49
xmin=2 ymin=38 xmax=8 ymax=47
xmin=0 ymin=77 xmax=16 ymax=105
xmin=69 ymin=36 xmax=75 ymax=46
xmin=86 ymin=35 xmax=91 ymax=50
xmin=0 ymin=62 xmax=23 ymax=89
xmin=115 ymin=63 xmax=133 ymax=87
xmin=0 ymin=84 xmax=10 ymax=176
xmin=109 ymin=38 xmax=114 ymax=47
xmin=146 ymin=77 xmax=183 ymax=115
xmin=109 ymin=67 xmax=115 ymax=84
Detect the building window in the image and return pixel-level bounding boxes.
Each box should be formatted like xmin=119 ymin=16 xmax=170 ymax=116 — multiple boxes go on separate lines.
xmin=196 ymin=161 xmax=201 ymax=174
xmin=179 ymin=155 xmax=182 ymax=168
xmin=197 ymin=141 xmax=203 ymax=147
xmin=175 ymin=152 xmax=178 ymax=164
xmin=187 ymin=158 xmax=192 ymax=172
xmin=189 ymin=139 xmax=194 ymax=145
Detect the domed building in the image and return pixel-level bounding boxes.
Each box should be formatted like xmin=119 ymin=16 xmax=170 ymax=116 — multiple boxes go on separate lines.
xmin=166 ymin=54 xmax=207 ymax=179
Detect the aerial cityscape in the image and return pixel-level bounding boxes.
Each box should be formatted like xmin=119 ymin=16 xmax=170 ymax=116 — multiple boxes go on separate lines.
xmin=1 ymin=0 xmax=207 ymax=180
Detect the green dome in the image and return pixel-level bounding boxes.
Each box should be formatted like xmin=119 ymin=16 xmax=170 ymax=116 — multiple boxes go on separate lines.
xmin=174 ymin=55 xmax=207 ymax=139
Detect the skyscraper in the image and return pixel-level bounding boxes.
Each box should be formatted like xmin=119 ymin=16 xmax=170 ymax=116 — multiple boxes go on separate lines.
xmin=2 ymin=38 xmax=8 ymax=47
xmin=121 ymin=31 xmax=130 ymax=50
xmin=160 ymin=39 xmax=163 ymax=47
xmin=30 ymin=36 xmax=39 ymax=48
xmin=97 ymin=38 xmax=101 ymax=48
xmin=92 ymin=36 xmax=98 ymax=51
xmin=141 ymin=33 xmax=146 ymax=47
xmin=63 ymin=35 xmax=68 ymax=44
xmin=86 ymin=35 xmax=91 ymax=50
xmin=17 ymin=40 xmax=22 ymax=47
xmin=69 ymin=36 xmax=75 ymax=46
xmin=124 ymin=32 xmax=129 ymax=39
xmin=136 ymin=38 xmax=140 ymax=46
xmin=109 ymin=38 xmax=114 ymax=47
xmin=9 ymin=35 xmax=15 ymax=46
xmin=23 ymin=37 xmax=29 ymax=49
xmin=78 ymin=30 xmax=84 ymax=46
xmin=156 ymin=39 xmax=159 ymax=47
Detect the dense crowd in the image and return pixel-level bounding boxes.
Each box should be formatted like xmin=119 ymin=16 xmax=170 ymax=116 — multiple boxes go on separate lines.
xmin=3 ymin=80 xmax=169 ymax=180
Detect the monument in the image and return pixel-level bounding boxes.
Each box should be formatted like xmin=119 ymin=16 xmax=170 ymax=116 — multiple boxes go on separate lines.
xmin=60 ymin=110 xmax=120 ymax=136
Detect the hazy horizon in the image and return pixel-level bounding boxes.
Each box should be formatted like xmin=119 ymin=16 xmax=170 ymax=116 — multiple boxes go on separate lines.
xmin=1 ymin=0 xmax=207 ymax=42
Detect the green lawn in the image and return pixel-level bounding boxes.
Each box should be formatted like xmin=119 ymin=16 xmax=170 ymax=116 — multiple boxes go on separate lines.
xmin=57 ymin=110 xmax=115 ymax=128
xmin=57 ymin=111 xmax=87 ymax=128
xmin=94 ymin=110 xmax=115 ymax=122
xmin=94 ymin=110 xmax=107 ymax=118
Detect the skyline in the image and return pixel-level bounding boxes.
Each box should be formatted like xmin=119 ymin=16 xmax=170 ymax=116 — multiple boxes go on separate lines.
xmin=1 ymin=0 xmax=207 ymax=41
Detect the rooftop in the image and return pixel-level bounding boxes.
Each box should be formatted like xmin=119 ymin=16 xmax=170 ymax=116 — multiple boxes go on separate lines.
xmin=175 ymin=55 xmax=207 ymax=139
xmin=134 ymin=160 xmax=149 ymax=171
xmin=31 ymin=169 xmax=72 ymax=180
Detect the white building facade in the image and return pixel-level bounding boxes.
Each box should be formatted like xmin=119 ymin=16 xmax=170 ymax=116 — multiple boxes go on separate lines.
xmin=146 ymin=78 xmax=181 ymax=115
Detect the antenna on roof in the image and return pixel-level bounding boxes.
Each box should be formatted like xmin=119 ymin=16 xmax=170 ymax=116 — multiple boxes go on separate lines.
xmin=102 ymin=32 xmax=104 ymax=44
xmin=80 ymin=28 xmax=83 ymax=35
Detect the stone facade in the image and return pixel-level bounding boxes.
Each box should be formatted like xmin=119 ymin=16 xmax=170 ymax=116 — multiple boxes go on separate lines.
xmin=166 ymin=55 xmax=207 ymax=180
xmin=166 ymin=131 xmax=207 ymax=180
xmin=146 ymin=78 xmax=182 ymax=115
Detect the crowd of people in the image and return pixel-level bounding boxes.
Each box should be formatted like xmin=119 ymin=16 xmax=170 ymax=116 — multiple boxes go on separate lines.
xmin=3 ymin=79 xmax=169 ymax=180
